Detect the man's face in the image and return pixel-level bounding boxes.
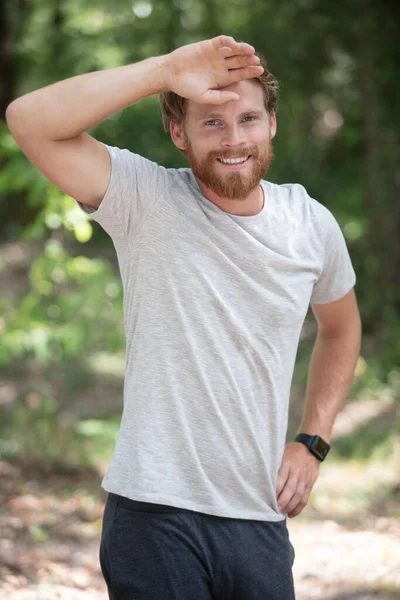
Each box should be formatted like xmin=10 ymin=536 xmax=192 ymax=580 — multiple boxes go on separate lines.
xmin=171 ymin=79 xmax=277 ymax=201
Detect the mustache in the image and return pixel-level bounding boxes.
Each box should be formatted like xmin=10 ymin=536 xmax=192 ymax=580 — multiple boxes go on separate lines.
xmin=207 ymin=146 xmax=259 ymax=160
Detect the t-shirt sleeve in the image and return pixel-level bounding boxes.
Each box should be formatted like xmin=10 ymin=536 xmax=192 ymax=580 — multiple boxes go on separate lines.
xmin=310 ymin=207 xmax=356 ymax=304
xmin=76 ymin=143 xmax=171 ymax=241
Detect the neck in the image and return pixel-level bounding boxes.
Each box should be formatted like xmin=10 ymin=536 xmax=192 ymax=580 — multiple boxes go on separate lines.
xmin=194 ymin=178 xmax=265 ymax=216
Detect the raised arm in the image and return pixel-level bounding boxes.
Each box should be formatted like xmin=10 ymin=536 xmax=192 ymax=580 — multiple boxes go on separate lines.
xmin=5 ymin=36 xmax=263 ymax=209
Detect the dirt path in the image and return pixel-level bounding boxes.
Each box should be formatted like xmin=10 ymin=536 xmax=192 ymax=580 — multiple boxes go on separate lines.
xmin=1 ymin=459 xmax=399 ymax=600
xmin=290 ymin=518 xmax=400 ymax=599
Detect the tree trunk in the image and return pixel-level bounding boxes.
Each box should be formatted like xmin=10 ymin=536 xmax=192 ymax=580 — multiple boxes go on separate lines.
xmin=357 ymin=0 xmax=389 ymax=324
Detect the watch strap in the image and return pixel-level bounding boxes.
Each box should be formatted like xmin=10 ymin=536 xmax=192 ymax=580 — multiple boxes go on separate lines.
xmin=295 ymin=433 xmax=330 ymax=462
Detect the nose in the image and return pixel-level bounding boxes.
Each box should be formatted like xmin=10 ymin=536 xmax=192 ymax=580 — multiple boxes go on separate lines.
xmin=221 ymin=122 xmax=246 ymax=147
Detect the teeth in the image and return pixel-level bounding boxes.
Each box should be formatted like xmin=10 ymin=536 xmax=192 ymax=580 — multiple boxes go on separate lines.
xmin=219 ymin=156 xmax=249 ymax=165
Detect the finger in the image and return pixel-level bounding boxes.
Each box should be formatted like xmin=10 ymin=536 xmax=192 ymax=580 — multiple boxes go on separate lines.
xmin=286 ymin=483 xmax=308 ymax=516
xmin=214 ymin=36 xmax=255 ymax=55
xmin=225 ymin=54 xmax=260 ymax=70
xmin=288 ymin=500 xmax=305 ymax=519
xmin=213 ymin=35 xmax=237 ymax=50
xmin=278 ymin=479 xmax=299 ymax=513
xmin=276 ymin=464 xmax=290 ymax=498
xmin=218 ymin=46 xmax=236 ymax=59
xmin=199 ymin=89 xmax=240 ymax=105
xmin=285 ymin=493 xmax=303 ymax=516
xmin=227 ymin=65 xmax=264 ymax=84
xmin=233 ymin=41 xmax=256 ymax=55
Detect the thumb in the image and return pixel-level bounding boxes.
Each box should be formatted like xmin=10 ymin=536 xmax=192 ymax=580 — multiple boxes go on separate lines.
xmin=200 ymin=89 xmax=239 ymax=105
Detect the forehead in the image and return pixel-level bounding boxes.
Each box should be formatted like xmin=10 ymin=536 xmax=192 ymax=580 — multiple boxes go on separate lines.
xmin=186 ymin=79 xmax=265 ymax=120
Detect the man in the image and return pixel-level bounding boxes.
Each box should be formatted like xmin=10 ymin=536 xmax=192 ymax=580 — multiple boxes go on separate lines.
xmin=6 ymin=35 xmax=361 ymax=600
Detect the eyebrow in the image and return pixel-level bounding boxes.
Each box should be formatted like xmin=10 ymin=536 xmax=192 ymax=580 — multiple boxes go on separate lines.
xmin=197 ymin=109 xmax=264 ymax=121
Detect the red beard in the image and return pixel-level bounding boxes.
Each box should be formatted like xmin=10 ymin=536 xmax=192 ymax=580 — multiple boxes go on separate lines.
xmin=185 ymin=136 xmax=274 ymax=201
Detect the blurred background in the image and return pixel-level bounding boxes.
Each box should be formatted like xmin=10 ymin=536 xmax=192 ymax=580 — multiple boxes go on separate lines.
xmin=0 ymin=0 xmax=399 ymax=598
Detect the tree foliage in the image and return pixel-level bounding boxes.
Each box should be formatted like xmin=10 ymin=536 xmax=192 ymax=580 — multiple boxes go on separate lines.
xmin=1 ymin=0 xmax=399 ymax=464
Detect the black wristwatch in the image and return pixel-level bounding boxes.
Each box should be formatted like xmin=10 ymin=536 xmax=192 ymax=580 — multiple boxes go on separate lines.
xmin=295 ymin=433 xmax=330 ymax=462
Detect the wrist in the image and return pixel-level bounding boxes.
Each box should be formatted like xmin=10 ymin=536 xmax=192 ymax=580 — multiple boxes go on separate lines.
xmin=296 ymin=425 xmax=331 ymax=445
xmin=295 ymin=433 xmax=331 ymax=462
xmin=294 ymin=442 xmax=322 ymax=466
xmin=132 ymin=55 xmax=172 ymax=96
xmin=155 ymin=53 xmax=176 ymax=93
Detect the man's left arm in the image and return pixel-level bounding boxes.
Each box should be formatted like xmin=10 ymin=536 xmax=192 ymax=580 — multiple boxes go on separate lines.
xmin=276 ymin=288 xmax=362 ymax=518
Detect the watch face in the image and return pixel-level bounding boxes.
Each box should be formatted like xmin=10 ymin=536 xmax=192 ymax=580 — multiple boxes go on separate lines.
xmin=311 ymin=436 xmax=329 ymax=458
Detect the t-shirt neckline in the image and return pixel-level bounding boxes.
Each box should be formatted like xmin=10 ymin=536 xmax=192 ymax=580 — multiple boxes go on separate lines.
xmin=186 ymin=169 xmax=271 ymax=225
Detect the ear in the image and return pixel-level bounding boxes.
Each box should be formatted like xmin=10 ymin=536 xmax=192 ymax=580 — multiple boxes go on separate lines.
xmin=269 ymin=111 xmax=277 ymax=139
xmin=170 ymin=121 xmax=188 ymax=152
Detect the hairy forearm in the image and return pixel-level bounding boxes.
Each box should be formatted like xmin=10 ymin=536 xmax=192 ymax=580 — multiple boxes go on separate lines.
xmin=6 ymin=56 xmax=169 ymax=141
xmin=297 ymin=324 xmax=362 ymax=443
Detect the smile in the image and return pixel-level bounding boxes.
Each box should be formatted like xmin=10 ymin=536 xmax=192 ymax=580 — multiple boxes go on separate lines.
xmin=217 ymin=155 xmax=251 ymax=166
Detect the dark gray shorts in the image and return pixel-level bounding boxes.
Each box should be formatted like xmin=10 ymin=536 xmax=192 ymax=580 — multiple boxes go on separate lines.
xmin=100 ymin=492 xmax=296 ymax=599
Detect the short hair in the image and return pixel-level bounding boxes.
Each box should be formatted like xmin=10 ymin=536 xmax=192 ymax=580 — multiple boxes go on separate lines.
xmin=159 ymin=53 xmax=279 ymax=132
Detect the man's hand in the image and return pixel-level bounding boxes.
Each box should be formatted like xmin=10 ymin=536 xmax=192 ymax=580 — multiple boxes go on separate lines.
xmin=276 ymin=442 xmax=321 ymax=518
xmin=162 ymin=35 xmax=264 ymax=105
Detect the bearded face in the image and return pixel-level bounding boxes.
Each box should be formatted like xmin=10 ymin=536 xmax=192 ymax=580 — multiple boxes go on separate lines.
xmin=185 ymin=133 xmax=274 ymax=201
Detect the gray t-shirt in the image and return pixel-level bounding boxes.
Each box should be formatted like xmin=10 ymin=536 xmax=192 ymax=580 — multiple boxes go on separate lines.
xmin=78 ymin=143 xmax=356 ymax=521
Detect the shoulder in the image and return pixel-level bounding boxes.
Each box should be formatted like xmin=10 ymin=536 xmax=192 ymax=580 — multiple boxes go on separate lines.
xmin=267 ymin=181 xmax=338 ymax=231
xmin=267 ymin=181 xmax=324 ymax=210
xmin=265 ymin=181 xmax=333 ymax=227
xmin=104 ymin=143 xmax=183 ymax=179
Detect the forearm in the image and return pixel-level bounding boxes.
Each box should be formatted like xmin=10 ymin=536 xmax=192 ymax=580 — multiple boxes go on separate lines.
xmin=297 ymin=325 xmax=361 ymax=443
xmin=6 ymin=56 xmax=169 ymax=141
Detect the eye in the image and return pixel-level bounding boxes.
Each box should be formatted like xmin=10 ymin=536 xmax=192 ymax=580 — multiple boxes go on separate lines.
xmin=243 ymin=115 xmax=256 ymax=122
xmin=205 ymin=119 xmax=220 ymax=126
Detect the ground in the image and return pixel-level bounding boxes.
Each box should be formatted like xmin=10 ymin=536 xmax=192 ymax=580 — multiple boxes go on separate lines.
xmin=1 ymin=241 xmax=399 ymax=598
xmin=1 ymin=456 xmax=399 ymax=600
